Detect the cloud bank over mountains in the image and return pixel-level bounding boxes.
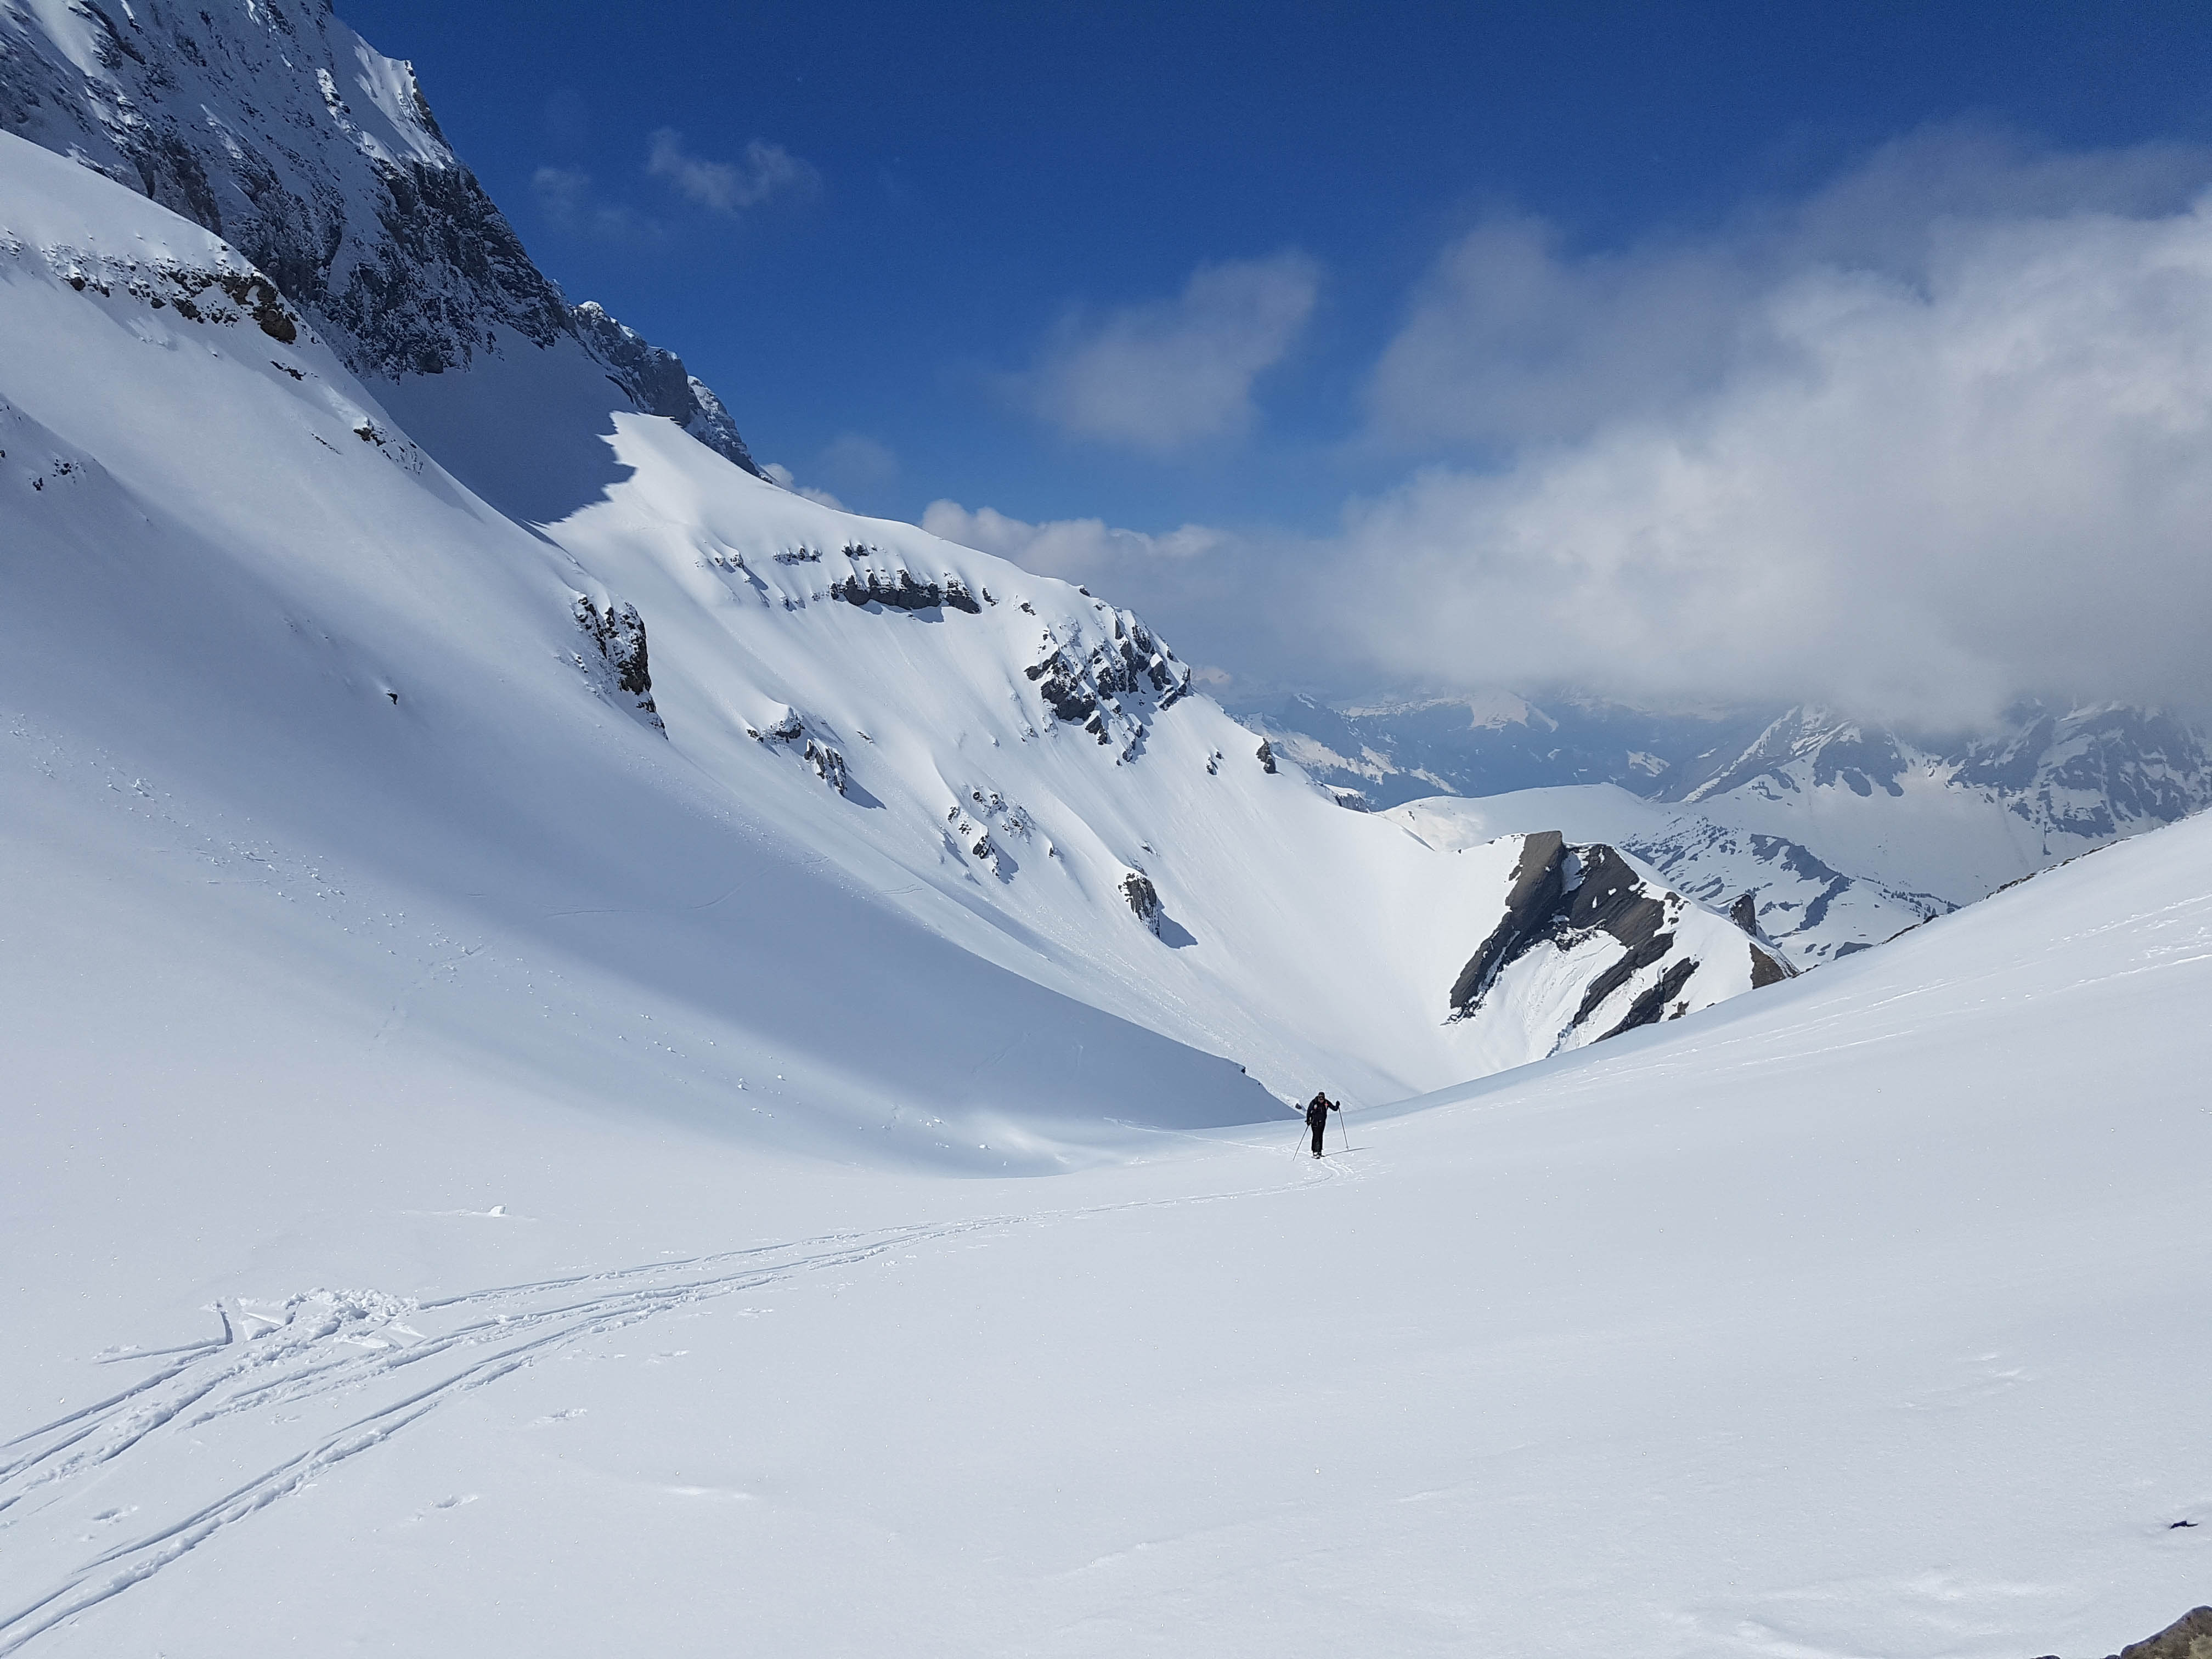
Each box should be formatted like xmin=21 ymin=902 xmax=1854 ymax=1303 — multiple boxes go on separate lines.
xmin=940 ymin=132 xmax=2212 ymax=724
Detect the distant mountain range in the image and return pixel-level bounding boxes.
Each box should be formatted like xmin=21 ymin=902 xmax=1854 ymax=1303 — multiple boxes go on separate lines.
xmin=1234 ymin=692 xmax=2212 ymax=962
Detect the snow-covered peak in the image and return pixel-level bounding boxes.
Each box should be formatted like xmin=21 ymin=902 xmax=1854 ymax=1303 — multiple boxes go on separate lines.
xmin=0 ymin=0 xmax=755 ymax=472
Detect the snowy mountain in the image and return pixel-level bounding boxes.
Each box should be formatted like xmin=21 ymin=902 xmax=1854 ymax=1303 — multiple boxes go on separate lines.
xmin=1676 ymin=702 xmax=2212 ymax=906
xmin=0 ymin=109 xmax=1794 ymax=1135
xmin=1242 ymin=691 xmax=2210 ymax=956
xmin=0 ymin=0 xmax=756 ymax=518
xmin=1231 ymin=688 xmax=1773 ymax=809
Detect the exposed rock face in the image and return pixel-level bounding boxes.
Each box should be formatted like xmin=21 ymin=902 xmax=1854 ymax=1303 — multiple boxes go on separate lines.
xmin=571 ymin=596 xmax=662 ymax=733
xmin=1019 ymin=604 xmax=1190 ymax=758
xmin=830 ymin=565 xmax=982 ymax=613
xmin=751 ymin=706 xmax=848 ymax=794
xmin=570 ymin=303 xmax=754 ymax=469
xmin=1953 ymin=704 xmax=2212 ymax=843
xmin=1727 ymin=892 xmax=1796 ymax=987
xmin=2031 ymin=1604 xmax=2212 ymax=1659
xmin=0 ymin=0 xmax=758 ymax=471
xmin=2106 ymin=1605 xmax=2212 ymax=1659
xmin=1121 ymin=871 xmax=1162 ymax=934
xmin=1449 ymin=831 xmax=1569 ymax=1014
xmin=20 ymin=234 xmax=305 ymax=345
xmin=1748 ymin=943 xmax=1791 ymax=988
xmin=1447 ymin=832 xmax=1786 ymax=1053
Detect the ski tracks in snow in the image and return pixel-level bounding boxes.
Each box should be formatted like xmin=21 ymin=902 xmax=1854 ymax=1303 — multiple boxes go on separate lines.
xmin=0 ymin=1155 xmax=1340 ymax=1652
xmin=0 ymin=1218 xmax=1002 ymax=1654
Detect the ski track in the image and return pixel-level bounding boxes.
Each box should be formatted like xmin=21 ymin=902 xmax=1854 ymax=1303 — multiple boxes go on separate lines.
xmin=0 ymin=1156 xmax=1344 ymax=1654
xmin=0 ymin=1218 xmax=1002 ymax=1653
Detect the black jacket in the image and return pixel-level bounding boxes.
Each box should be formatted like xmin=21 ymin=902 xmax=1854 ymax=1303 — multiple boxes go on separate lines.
xmin=1304 ymin=1095 xmax=1337 ymax=1130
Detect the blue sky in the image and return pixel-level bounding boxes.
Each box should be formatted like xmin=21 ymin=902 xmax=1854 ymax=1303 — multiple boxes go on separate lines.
xmin=342 ymin=2 xmax=2212 ymax=715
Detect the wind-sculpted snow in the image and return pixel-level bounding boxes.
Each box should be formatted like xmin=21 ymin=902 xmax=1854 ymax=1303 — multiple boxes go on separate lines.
xmin=0 ymin=0 xmax=756 ymax=475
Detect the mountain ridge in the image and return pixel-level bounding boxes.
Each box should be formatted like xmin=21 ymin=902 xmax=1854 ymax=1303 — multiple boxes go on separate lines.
xmin=0 ymin=0 xmax=757 ymax=473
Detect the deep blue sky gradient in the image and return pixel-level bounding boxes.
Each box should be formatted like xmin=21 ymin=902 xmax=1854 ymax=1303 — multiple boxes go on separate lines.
xmin=340 ymin=1 xmax=2212 ymax=535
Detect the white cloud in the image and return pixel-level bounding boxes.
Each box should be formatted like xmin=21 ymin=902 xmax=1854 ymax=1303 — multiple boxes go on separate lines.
xmin=1335 ymin=151 xmax=2212 ymax=724
xmin=647 ymin=129 xmax=818 ymax=215
xmin=760 ymin=461 xmax=845 ymax=510
xmin=922 ymin=501 xmax=1227 ymax=582
xmin=532 ymin=166 xmax=641 ymax=239
xmin=1017 ymin=253 xmax=1319 ymax=451
xmin=1367 ymin=128 xmax=2212 ymax=458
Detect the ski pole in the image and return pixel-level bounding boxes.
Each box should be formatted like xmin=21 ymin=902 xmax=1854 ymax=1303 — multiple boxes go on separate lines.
xmin=1338 ymin=1098 xmax=1352 ymax=1154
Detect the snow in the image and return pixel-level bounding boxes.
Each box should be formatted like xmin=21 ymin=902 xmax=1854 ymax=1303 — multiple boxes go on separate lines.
xmin=3 ymin=119 xmax=2208 ymax=1659
xmin=6 ymin=738 xmax=2208 ymax=1657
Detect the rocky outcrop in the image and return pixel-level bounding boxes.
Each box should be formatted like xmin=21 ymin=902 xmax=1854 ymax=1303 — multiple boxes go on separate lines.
xmin=751 ymin=706 xmax=848 ymax=794
xmin=1449 ymin=831 xmax=1570 ymax=1015
xmin=1447 ymin=832 xmax=1785 ymax=1053
xmin=830 ymin=566 xmax=981 ymax=613
xmin=1727 ymin=893 xmax=1796 ymax=987
xmin=571 ymin=303 xmax=753 ymax=469
xmin=1019 ymin=606 xmax=1191 ymax=759
xmin=944 ymin=788 xmax=1033 ymax=881
xmin=26 ymin=236 xmax=304 ymax=344
xmin=2107 ymin=1604 xmax=2212 ymax=1659
xmin=2032 ymin=1604 xmax=2212 ymax=1659
xmin=0 ymin=0 xmax=758 ymax=471
xmin=572 ymin=596 xmax=663 ymax=733
xmin=1121 ymin=871 xmax=1163 ymax=934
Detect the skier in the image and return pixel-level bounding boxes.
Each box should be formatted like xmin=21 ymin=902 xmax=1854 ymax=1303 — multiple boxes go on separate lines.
xmin=1304 ymin=1091 xmax=1338 ymax=1158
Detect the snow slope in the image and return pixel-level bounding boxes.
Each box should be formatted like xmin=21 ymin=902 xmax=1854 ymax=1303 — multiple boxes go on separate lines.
xmin=0 ymin=129 xmax=1280 ymax=1165
xmin=0 ymin=126 xmax=1786 ymax=1109
xmin=5 ymin=692 xmax=2207 ymax=1658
